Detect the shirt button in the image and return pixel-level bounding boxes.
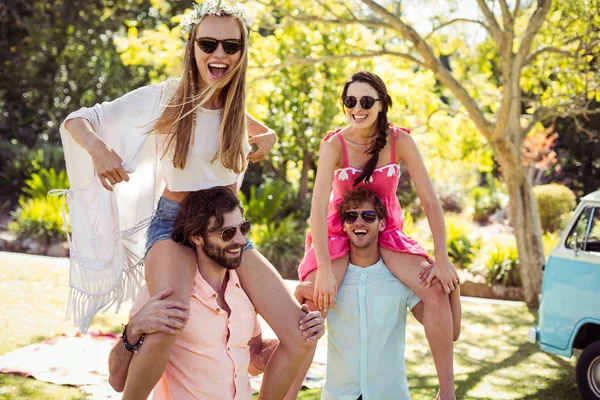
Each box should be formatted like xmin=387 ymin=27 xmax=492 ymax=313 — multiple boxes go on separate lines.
xmin=216 ymin=307 xmax=221 ymax=313
xmin=211 ymin=293 xmax=217 ymax=298
xmin=227 ymin=346 xmax=231 ymax=351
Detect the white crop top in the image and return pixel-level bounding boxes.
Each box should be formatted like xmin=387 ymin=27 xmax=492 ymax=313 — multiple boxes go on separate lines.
xmin=160 ymin=106 xmax=250 ymax=192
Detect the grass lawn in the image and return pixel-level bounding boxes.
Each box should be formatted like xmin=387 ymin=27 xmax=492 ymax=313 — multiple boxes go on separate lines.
xmin=0 ymin=254 xmax=580 ymax=399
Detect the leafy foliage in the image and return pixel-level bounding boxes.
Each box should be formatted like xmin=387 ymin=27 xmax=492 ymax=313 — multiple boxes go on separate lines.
xmin=542 ymin=231 xmax=560 ymax=257
xmin=552 ymin=108 xmax=600 ymax=198
xmin=239 ymin=180 xmax=292 ymax=225
xmin=0 ymin=1 xmax=157 ymax=147
xmin=478 ymin=241 xmax=522 ymax=287
xmin=0 ymin=144 xmax=65 ymax=202
xmin=8 ymin=166 xmax=69 ymax=243
xmin=470 ymin=186 xmax=501 ymax=224
xmin=23 ymin=168 xmax=69 ymax=200
xmin=533 ymin=183 xmax=576 ymax=233
xmin=249 ymin=215 xmax=306 ymax=279
xmin=240 ymin=180 xmax=306 ymax=278
xmin=445 ymin=214 xmax=480 ymax=268
xmin=9 ymin=196 xmax=67 ymax=244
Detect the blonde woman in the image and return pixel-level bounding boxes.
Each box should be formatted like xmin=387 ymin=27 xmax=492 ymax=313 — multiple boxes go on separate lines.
xmin=60 ymin=2 xmax=314 ymax=399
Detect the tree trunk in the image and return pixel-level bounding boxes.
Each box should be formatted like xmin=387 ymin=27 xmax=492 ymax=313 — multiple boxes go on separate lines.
xmin=500 ymin=154 xmax=545 ymax=309
xmin=297 ymin=150 xmax=313 ymax=207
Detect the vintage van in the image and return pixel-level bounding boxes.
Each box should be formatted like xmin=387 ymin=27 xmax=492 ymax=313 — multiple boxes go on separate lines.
xmin=528 ymin=190 xmax=600 ymax=399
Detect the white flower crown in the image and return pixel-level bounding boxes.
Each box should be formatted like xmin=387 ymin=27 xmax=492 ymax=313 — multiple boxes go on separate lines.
xmin=180 ymin=0 xmax=252 ymax=36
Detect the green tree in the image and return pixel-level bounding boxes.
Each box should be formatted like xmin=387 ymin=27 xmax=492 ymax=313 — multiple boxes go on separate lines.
xmin=260 ymin=0 xmax=599 ymax=308
xmin=247 ymin=9 xmax=372 ymax=207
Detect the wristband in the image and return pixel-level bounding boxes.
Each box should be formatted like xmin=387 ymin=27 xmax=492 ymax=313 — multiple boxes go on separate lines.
xmin=121 ymin=324 xmax=145 ymax=354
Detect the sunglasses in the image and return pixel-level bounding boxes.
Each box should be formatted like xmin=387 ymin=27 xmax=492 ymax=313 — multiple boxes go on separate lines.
xmin=342 ymin=211 xmax=378 ymax=224
xmin=212 ymin=220 xmax=251 ymax=242
xmin=342 ymin=96 xmax=382 ymax=110
xmin=195 ymin=37 xmax=244 ymax=55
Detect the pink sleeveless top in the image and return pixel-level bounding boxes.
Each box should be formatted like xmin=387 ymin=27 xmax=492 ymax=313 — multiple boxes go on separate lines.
xmin=298 ymin=126 xmax=429 ymax=281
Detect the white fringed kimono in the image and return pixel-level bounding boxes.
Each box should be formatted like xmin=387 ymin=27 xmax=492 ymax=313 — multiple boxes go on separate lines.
xmin=56 ymin=79 xmax=178 ymax=332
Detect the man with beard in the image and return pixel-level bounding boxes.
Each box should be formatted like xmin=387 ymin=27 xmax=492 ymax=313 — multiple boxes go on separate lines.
xmin=108 ymin=187 xmax=325 ymax=399
xmin=295 ymin=187 xmax=461 ymax=399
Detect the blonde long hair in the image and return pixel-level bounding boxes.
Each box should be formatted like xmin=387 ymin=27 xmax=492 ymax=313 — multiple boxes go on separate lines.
xmin=151 ymin=16 xmax=248 ymax=174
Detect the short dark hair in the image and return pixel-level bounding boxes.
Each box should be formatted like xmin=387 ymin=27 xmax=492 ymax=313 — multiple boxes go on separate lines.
xmin=338 ymin=187 xmax=387 ymax=221
xmin=171 ymin=187 xmax=244 ymax=248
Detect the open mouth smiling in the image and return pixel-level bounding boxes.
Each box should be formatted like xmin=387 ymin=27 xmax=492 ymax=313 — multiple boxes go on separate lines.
xmin=208 ymin=63 xmax=229 ymax=79
xmin=352 ymin=115 xmax=368 ymax=122
xmin=226 ymin=246 xmax=243 ymax=256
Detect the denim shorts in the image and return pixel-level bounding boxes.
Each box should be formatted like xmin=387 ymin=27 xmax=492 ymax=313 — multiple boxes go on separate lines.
xmin=145 ymin=196 xmax=254 ymax=255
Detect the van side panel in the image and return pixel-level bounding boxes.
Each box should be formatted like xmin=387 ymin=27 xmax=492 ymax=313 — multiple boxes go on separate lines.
xmin=539 ymin=253 xmax=600 ymax=352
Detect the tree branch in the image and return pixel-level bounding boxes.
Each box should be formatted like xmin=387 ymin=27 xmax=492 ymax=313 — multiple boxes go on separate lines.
xmin=340 ymin=2 xmax=359 ymax=20
xmin=541 ymin=105 xmax=600 ymax=119
xmin=260 ymin=50 xmax=425 ymax=70
xmin=249 ymin=50 xmax=427 ymax=83
xmin=314 ymin=0 xmax=341 ymax=19
xmin=515 ymin=0 xmax=553 ymax=68
xmin=526 ymin=45 xmax=578 ymax=64
xmin=359 ymin=0 xmax=494 ymax=137
xmin=515 ymin=0 xmax=522 ymax=19
xmin=498 ymin=0 xmax=514 ymax=31
xmin=523 ymin=102 xmax=600 ymax=140
xmin=522 ymin=110 xmax=544 ymax=139
xmin=474 ymin=0 xmax=503 ymax=45
xmin=280 ymin=13 xmax=388 ymax=29
xmin=573 ymin=117 xmax=599 ymax=141
xmin=426 ymin=18 xmax=491 ymax=39
xmin=409 ymin=106 xmax=465 ymax=131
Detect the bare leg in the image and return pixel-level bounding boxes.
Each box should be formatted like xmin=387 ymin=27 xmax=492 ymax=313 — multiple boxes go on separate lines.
xmin=380 ymin=248 xmax=455 ymax=400
xmin=283 ymin=255 xmax=349 ymax=400
xmin=237 ymin=249 xmax=322 ymax=399
xmin=122 ymin=240 xmax=196 ymax=400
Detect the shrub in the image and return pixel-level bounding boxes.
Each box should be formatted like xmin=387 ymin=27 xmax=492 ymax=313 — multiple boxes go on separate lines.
xmin=402 ymin=211 xmax=415 ymax=237
xmin=23 ymin=168 xmax=69 ymax=199
xmin=470 ymin=186 xmax=501 ymax=224
xmin=445 ymin=214 xmax=480 ymax=268
xmin=249 ymin=215 xmax=306 ymax=279
xmin=439 ymin=193 xmax=464 ymax=214
xmin=478 ymin=241 xmax=521 ymax=287
xmin=8 ymin=167 xmax=70 ymax=246
xmin=533 ymin=184 xmax=576 ymax=233
xmin=0 ymin=143 xmax=65 ymax=202
xmin=239 ymin=180 xmax=292 ymax=225
xmin=9 ymin=196 xmax=67 ymax=244
xmin=542 ymin=231 xmax=560 ymax=257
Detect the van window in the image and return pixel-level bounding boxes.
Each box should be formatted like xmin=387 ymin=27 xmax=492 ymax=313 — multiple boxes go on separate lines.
xmin=586 ymin=208 xmax=600 ymax=253
xmin=565 ymin=207 xmax=600 ymax=253
xmin=566 ymin=207 xmax=592 ymax=250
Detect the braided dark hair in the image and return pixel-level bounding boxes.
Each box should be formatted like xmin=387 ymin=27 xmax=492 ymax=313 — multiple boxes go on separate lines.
xmin=341 ymin=71 xmax=393 ymax=186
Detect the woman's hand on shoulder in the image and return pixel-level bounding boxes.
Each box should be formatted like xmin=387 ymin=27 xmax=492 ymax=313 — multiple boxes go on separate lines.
xmin=88 ymin=138 xmax=129 ymax=191
xmin=248 ymin=130 xmax=276 ymax=162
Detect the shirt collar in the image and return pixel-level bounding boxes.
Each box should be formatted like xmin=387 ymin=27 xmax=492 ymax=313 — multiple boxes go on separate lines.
xmin=191 ymin=268 xmax=241 ymax=302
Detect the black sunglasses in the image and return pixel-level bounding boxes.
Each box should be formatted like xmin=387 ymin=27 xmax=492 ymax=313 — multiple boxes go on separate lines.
xmin=342 ymin=96 xmax=382 ymax=110
xmin=195 ymin=37 xmax=244 ymax=55
xmin=212 ymin=220 xmax=251 ymax=242
xmin=342 ymin=211 xmax=378 ymax=224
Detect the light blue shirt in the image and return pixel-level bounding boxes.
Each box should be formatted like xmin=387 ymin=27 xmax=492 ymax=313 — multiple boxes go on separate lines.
xmin=322 ymin=259 xmax=421 ymax=400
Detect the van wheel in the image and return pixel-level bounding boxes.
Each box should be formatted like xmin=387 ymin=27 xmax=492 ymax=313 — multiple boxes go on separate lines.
xmin=577 ymin=340 xmax=600 ymax=399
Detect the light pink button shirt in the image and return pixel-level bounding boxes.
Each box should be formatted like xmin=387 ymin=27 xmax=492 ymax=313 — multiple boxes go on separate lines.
xmin=131 ymin=269 xmax=261 ymax=400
